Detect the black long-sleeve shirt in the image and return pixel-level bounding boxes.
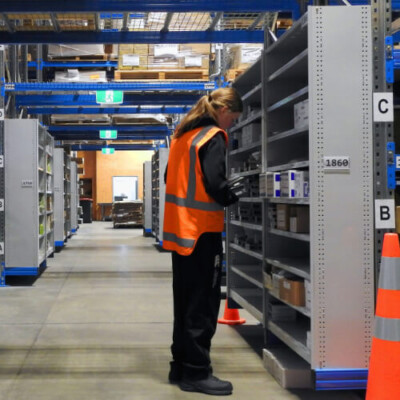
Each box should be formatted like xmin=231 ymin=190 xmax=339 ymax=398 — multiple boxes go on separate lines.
xmin=165 ymin=117 xmax=238 ymax=207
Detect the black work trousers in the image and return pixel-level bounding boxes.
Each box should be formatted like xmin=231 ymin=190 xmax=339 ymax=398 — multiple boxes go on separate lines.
xmin=171 ymin=232 xmax=223 ymax=379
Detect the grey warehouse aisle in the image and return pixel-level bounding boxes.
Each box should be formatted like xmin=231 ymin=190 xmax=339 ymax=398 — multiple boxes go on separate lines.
xmin=0 ymin=223 xmax=363 ymax=400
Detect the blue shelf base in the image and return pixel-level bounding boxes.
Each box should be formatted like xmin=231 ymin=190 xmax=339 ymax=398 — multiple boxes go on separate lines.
xmin=315 ymin=369 xmax=368 ymax=391
xmin=4 ymin=260 xmax=47 ymax=277
xmin=55 ymin=240 xmax=64 ymax=252
xmin=71 ymin=228 xmax=77 ymax=234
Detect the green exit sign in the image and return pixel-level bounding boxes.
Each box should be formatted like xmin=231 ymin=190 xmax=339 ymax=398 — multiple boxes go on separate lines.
xmin=96 ymin=90 xmax=124 ymax=104
xmin=102 ymin=148 xmax=115 ymax=154
xmin=99 ymin=130 xmax=118 ymax=139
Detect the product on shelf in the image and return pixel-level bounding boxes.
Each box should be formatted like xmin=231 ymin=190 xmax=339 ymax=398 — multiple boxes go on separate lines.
xmin=289 ymin=206 xmax=309 ymax=233
xmin=279 ymin=277 xmax=305 ymax=307
xmin=276 ymin=204 xmax=290 ymax=231
xmin=294 ymin=99 xmax=309 ymax=130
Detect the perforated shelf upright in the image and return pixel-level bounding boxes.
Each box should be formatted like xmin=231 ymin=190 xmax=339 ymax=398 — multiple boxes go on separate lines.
xmin=143 ymin=161 xmax=152 ymax=237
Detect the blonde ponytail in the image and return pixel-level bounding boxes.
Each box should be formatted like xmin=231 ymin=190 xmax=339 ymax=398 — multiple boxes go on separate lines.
xmin=174 ymin=87 xmax=243 ymax=138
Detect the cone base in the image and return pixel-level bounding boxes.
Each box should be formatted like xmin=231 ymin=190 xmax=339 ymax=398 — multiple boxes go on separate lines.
xmin=218 ymin=317 xmax=246 ymax=325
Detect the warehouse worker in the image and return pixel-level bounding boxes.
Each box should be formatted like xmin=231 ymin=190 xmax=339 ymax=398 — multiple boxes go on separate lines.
xmin=163 ymin=87 xmax=243 ymax=396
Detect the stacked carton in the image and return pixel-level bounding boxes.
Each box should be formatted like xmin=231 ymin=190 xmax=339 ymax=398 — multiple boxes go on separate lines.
xmin=117 ymin=43 xmax=210 ymax=71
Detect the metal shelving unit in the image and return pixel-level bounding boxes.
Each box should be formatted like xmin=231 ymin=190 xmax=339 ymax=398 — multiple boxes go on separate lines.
xmin=64 ymin=152 xmax=72 ymax=239
xmin=4 ymin=119 xmax=53 ymax=276
xmin=261 ymin=6 xmax=374 ymax=391
xmin=151 ymin=148 xmax=169 ymax=245
xmin=143 ymin=161 xmax=152 ymax=236
xmin=70 ymin=161 xmax=79 ymax=234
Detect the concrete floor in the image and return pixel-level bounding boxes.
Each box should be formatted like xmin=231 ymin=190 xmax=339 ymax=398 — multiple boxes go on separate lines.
xmin=0 ymin=222 xmax=365 ymax=400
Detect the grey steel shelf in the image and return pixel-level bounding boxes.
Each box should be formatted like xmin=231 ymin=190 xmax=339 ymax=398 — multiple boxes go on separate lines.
xmin=230 ymin=219 xmax=263 ymax=231
xmin=267 ymin=319 xmax=311 ymax=363
xmin=239 ymin=197 xmax=263 ymax=203
xmin=267 ymin=48 xmax=308 ymax=82
xmin=269 ymin=228 xmax=310 ymax=242
xmin=230 ymin=288 xmax=263 ymax=322
xmin=265 ymin=257 xmax=310 ymax=280
xmin=242 ymin=83 xmax=262 ymax=103
xmin=267 ymin=160 xmax=309 ymax=172
xmin=230 ymin=141 xmax=262 ymax=156
xmin=231 ymin=110 xmax=262 ymax=134
xmin=268 ymin=291 xmax=311 ymax=318
xmin=231 ymin=265 xmax=263 ymax=288
xmin=268 ymin=127 xmax=308 ymax=143
xmin=230 ymin=243 xmax=263 ymax=260
xmin=267 ymin=198 xmax=310 ymax=205
xmin=267 ymin=86 xmax=308 ymax=112
xmin=232 ymin=168 xmax=261 ymax=178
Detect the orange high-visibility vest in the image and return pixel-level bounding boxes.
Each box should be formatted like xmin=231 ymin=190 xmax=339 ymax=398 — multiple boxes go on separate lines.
xmin=163 ymin=125 xmax=228 ymax=256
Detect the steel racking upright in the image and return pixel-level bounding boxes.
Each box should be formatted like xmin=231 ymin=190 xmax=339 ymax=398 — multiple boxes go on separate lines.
xmin=143 ymin=161 xmax=153 ymax=236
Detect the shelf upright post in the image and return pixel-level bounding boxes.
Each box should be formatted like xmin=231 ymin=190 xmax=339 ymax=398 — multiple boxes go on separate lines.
xmin=0 ymin=45 xmax=5 ymax=286
xmin=37 ymin=45 xmax=43 ymax=124
xmin=371 ymin=0 xmax=394 ymax=279
xmin=8 ymin=45 xmax=17 ymax=118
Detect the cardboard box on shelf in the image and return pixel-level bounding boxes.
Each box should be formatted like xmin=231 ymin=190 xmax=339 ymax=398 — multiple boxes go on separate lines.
xmin=178 ymin=55 xmax=209 ymax=69
xmin=48 ymin=44 xmax=105 ymax=58
xmin=267 ymin=172 xmax=281 ymax=198
xmin=118 ymin=54 xmax=148 ymax=70
xmin=294 ymin=99 xmax=309 ymax=130
xmin=276 ymin=204 xmax=290 ymax=231
xmin=263 ymin=271 xmax=273 ymax=290
xmin=149 ymin=44 xmax=179 ymax=58
xmin=279 ymin=278 xmax=305 ymax=307
xmin=55 ymin=69 xmax=107 ymax=83
xmin=294 ymin=170 xmax=309 ymax=198
xmin=229 ymin=44 xmax=263 ymax=69
xmin=147 ymin=55 xmax=179 ymax=70
xmin=289 ymin=206 xmax=310 ymax=233
xmin=179 ymin=44 xmax=211 ymax=55
xmin=280 ymin=170 xmax=296 ymax=198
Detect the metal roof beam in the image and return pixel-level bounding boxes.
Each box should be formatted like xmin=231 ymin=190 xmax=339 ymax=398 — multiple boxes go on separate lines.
xmin=207 ymin=12 xmax=223 ymax=32
xmin=248 ymin=13 xmax=266 ymax=31
xmin=16 ymin=94 xmax=200 ymax=106
xmin=0 ymin=1 xmax=300 ymax=13
xmin=50 ymin=13 xmax=61 ymax=32
xmin=161 ymin=12 xmax=173 ymax=33
xmin=1 ymin=13 xmax=14 ymax=33
xmin=52 ymin=134 xmax=168 ymax=140
xmin=0 ymin=30 xmax=263 ymax=44
xmin=26 ymin=106 xmax=190 ymax=114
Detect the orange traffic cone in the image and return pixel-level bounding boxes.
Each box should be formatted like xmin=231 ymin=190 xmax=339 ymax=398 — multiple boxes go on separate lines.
xmin=218 ymin=300 xmax=246 ymax=325
xmin=366 ymin=233 xmax=400 ymax=400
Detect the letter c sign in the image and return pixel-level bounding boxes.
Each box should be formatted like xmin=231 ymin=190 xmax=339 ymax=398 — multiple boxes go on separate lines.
xmin=374 ymin=93 xmax=394 ymax=122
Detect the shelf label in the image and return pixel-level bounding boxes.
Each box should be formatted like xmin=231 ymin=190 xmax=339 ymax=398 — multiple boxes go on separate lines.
xmin=323 ymin=156 xmax=350 ymax=172
xmin=0 ymin=242 xmax=4 ymax=255
xmin=0 ymin=199 xmax=4 ymax=212
xmin=0 ymin=155 xmax=3 ymax=168
xmin=373 ymin=93 xmax=394 ymax=122
xmin=204 ymin=83 xmax=215 ymax=90
xmin=21 ymin=180 xmax=33 ymax=187
xmin=96 ymin=90 xmax=123 ymax=104
xmin=0 ymin=108 xmax=4 ymax=121
xmin=375 ymin=199 xmax=395 ymax=229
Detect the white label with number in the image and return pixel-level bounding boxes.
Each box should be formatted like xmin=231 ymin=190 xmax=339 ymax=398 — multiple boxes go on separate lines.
xmin=21 ymin=180 xmax=33 ymax=187
xmin=0 ymin=199 xmax=4 ymax=212
xmin=323 ymin=156 xmax=350 ymax=171
xmin=204 ymin=83 xmax=215 ymax=90
xmin=375 ymin=199 xmax=395 ymax=229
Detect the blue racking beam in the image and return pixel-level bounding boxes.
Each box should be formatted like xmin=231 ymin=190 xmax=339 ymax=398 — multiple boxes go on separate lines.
xmin=26 ymin=106 xmax=190 ymax=114
xmin=71 ymin=144 xmax=155 ymax=151
xmin=48 ymin=125 xmax=171 ymax=133
xmin=0 ymin=30 xmax=264 ymax=45
xmin=16 ymin=94 xmax=200 ymax=107
xmin=0 ymin=1 xmax=299 ymax=13
xmin=53 ymin=134 xmax=168 ymax=141
xmin=6 ymin=82 xmax=216 ymax=92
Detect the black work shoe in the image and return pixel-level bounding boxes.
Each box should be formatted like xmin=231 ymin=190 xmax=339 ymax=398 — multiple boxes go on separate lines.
xmin=179 ymin=375 xmax=233 ymax=396
xmin=168 ymin=361 xmax=182 ymax=384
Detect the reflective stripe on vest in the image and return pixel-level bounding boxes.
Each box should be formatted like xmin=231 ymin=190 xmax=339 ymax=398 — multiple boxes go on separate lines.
xmin=165 ymin=125 xmax=224 ymax=212
xmin=163 ymin=232 xmax=195 ymax=249
xmin=374 ymin=316 xmax=400 ymax=341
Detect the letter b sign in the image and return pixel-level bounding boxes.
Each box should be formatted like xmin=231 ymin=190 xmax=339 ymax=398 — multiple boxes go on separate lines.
xmin=375 ymin=200 xmax=395 ymax=229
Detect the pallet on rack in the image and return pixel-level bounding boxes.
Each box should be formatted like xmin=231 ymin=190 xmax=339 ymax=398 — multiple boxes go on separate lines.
xmin=48 ymin=54 xmax=109 ymax=61
xmin=114 ymin=69 xmax=209 ymax=81
xmin=225 ymin=68 xmax=245 ymax=82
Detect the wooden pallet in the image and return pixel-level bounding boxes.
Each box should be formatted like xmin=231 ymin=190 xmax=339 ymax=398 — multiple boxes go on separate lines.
xmin=225 ymin=69 xmax=245 ymax=82
xmin=114 ymin=69 xmax=209 ymax=81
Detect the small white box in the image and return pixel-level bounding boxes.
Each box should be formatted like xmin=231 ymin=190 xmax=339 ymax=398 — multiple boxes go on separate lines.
xmin=122 ymin=54 xmax=140 ymax=66
xmin=304 ymin=279 xmax=311 ymax=310
xmin=280 ymin=170 xmax=297 ymax=198
xmin=294 ymin=99 xmax=309 ymax=130
xmin=294 ymin=171 xmax=309 ymax=198
xmin=266 ymin=172 xmax=281 ymax=198
xmin=259 ymin=173 xmax=267 ymax=197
